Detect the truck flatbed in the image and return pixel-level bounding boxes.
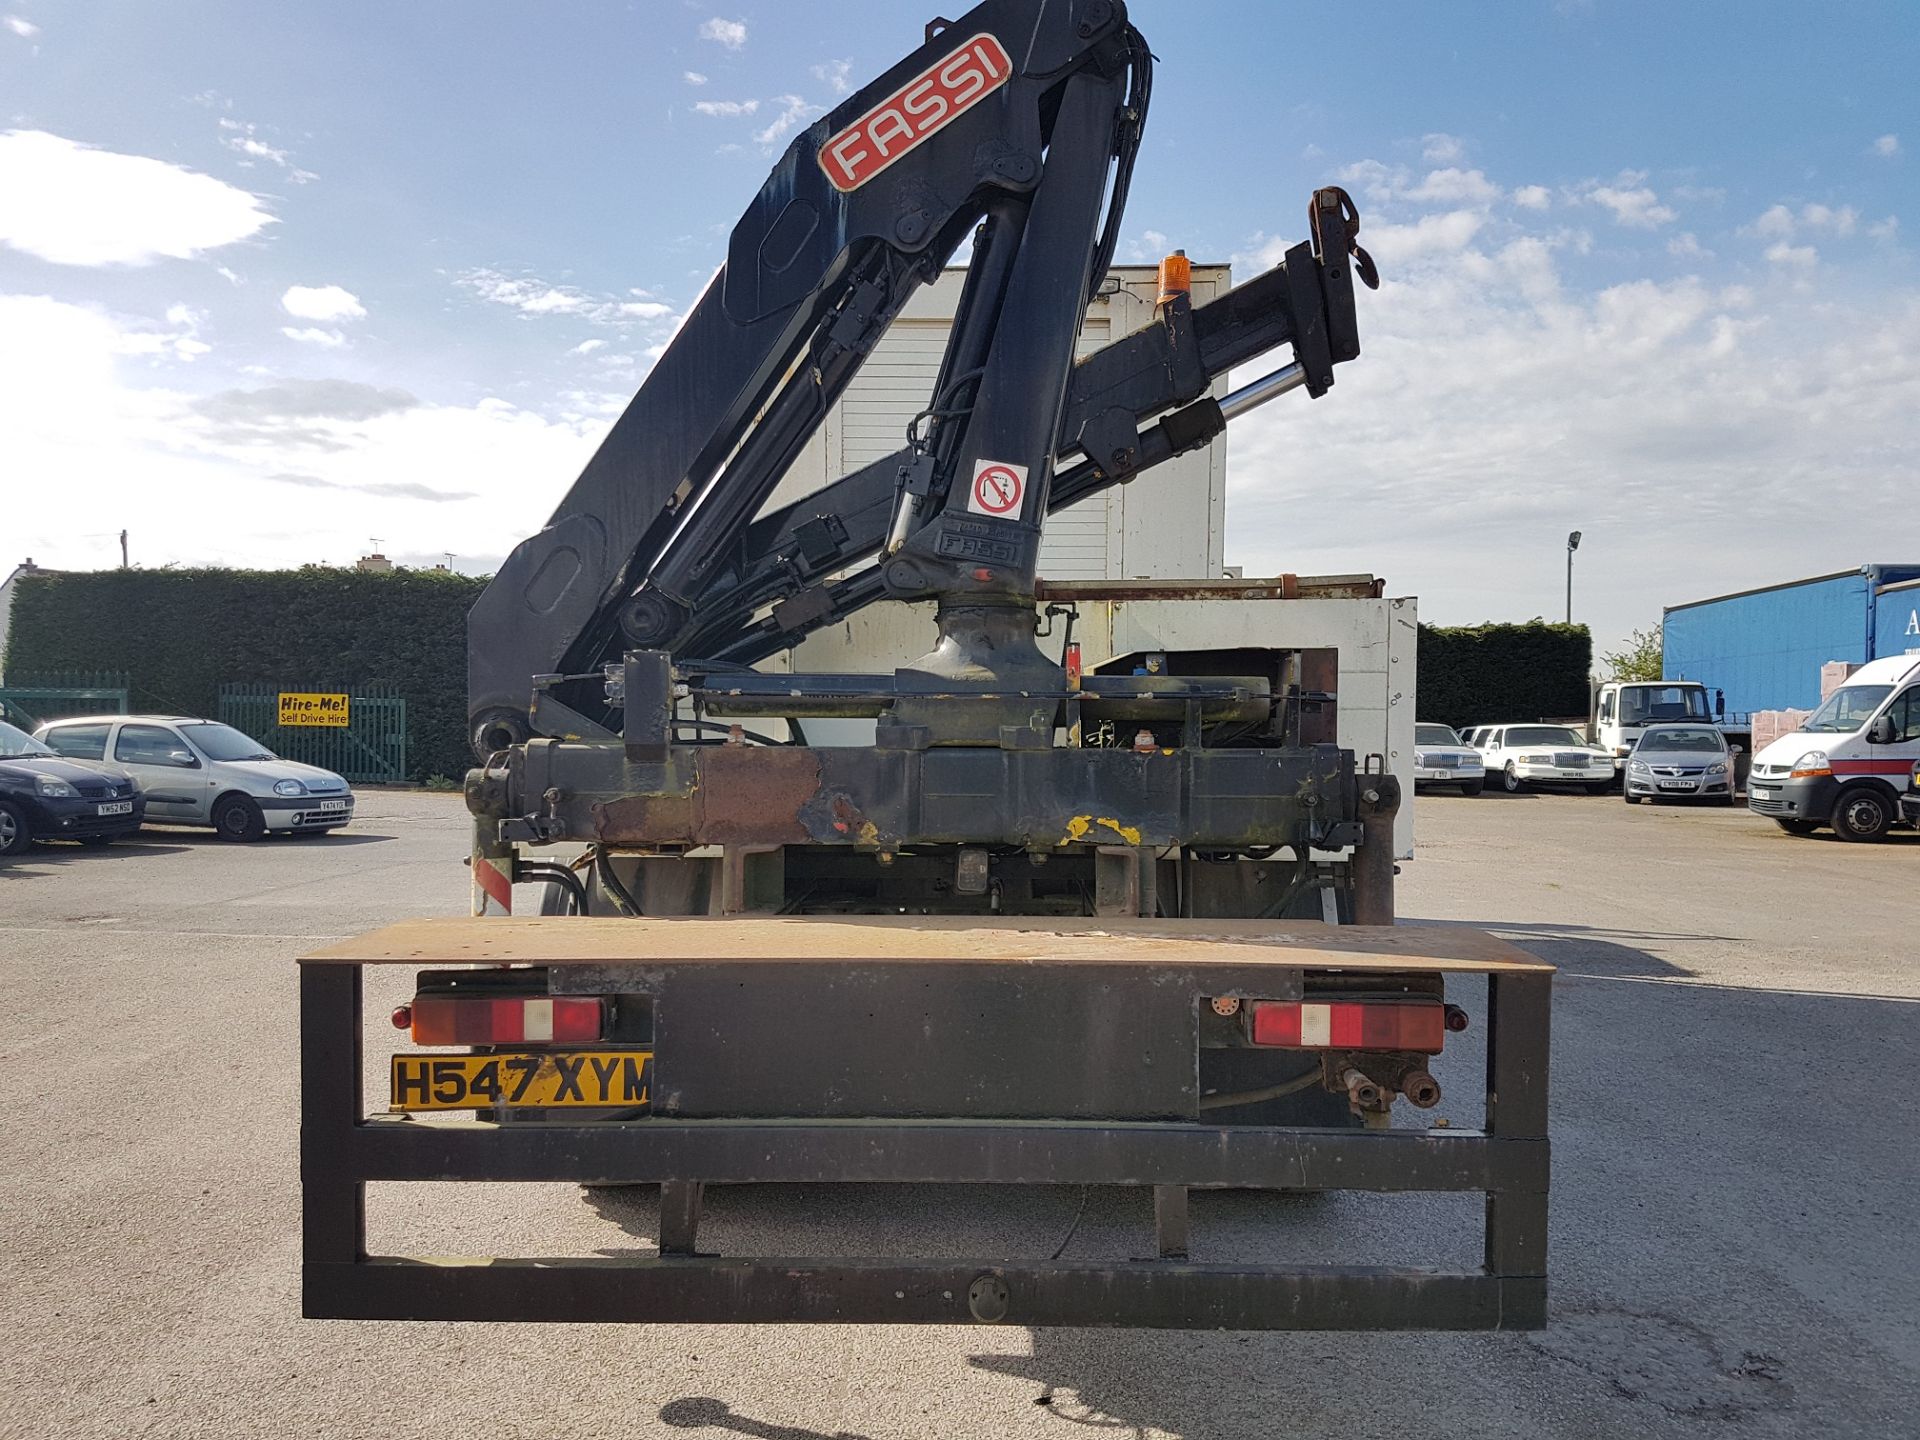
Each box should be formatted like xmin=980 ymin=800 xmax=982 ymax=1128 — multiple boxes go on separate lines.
xmin=302 ymin=915 xmax=1552 ymax=974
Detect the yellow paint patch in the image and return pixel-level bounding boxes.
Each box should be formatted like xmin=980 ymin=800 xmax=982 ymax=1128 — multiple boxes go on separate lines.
xmin=1057 ymin=815 xmax=1143 ymax=846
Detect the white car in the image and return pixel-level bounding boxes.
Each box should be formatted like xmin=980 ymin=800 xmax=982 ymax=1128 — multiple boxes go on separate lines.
xmin=1413 ymin=723 xmax=1485 ymax=795
xmin=1466 ymin=723 xmax=1615 ymax=795
xmin=34 ymin=714 xmax=355 ymax=841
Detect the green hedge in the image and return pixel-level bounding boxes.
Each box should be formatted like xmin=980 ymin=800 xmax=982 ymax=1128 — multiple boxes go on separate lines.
xmin=3 ymin=568 xmax=485 ymax=782
xmin=5 ymin=572 xmax=1592 ymax=772
xmin=1417 ymin=621 xmax=1592 ymax=731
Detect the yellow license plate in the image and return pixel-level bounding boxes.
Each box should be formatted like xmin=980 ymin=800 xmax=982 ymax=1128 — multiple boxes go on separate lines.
xmin=390 ymin=1051 xmax=653 ymax=1112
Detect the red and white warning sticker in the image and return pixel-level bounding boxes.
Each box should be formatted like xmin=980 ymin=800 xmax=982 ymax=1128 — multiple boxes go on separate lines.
xmin=967 ymin=458 xmax=1027 ymax=518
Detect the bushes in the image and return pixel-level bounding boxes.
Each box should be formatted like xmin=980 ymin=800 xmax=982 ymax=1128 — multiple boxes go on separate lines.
xmin=1418 ymin=621 xmax=1592 ymax=730
xmin=3 ymin=567 xmax=485 ymax=782
xmin=4 ymin=570 xmax=1595 ymax=769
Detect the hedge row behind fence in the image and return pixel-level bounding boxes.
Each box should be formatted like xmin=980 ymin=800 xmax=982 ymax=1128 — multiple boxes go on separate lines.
xmin=5 ymin=571 xmax=1594 ymax=777
xmin=3 ymin=568 xmax=485 ymax=783
xmin=1417 ymin=622 xmax=1592 ymax=731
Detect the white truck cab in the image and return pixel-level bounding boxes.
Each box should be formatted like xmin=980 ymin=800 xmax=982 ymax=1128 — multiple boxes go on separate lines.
xmin=1590 ymin=680 xmax=1716 ymax=772
xmin=1746 ymin=654 xmax=1920 ymax=841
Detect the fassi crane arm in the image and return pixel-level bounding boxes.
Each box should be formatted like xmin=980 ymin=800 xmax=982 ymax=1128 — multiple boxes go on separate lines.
xmin=469 ymin=0 xmax=1146 ymax=752
xmin=684 ymin=191 xmax=1371 ymax=666
xmin=467 ymin=0 xmax=1370 ymax=753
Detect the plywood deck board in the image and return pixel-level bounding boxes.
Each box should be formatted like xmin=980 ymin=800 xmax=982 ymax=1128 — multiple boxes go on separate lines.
xmin=302 ymin=915 xmax=1551 ymax=974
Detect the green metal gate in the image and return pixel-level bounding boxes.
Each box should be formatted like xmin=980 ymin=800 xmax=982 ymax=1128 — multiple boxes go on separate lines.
xmin=0 ymin=671 xmax=130 ymax=729
xmin=218 ymin=684 xmax=408 ymax=784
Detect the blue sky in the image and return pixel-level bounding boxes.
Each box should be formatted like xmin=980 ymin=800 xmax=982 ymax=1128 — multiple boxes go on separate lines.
xmin=2 ymin=0 xmax=1914 ymax=656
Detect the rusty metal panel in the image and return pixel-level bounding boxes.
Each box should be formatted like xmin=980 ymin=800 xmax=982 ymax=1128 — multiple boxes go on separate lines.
xmin=694 ymin=746 xmax=819 ymax=847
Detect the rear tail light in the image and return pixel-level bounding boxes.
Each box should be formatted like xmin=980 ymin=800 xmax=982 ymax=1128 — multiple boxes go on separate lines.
xmin=409 ymin=995 xmax=604 ymax=1046
xmin=1250 ymin=1000 xmax=1445 ymax=1054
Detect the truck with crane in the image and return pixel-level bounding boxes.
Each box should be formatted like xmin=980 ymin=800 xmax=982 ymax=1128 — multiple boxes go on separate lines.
xmin=298 ymin=0 xmax=1552 ymax=1332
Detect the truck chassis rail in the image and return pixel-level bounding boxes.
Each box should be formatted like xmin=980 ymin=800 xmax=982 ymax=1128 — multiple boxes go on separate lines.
xmin=300 ymin=920 xmax=1550 ymax=1329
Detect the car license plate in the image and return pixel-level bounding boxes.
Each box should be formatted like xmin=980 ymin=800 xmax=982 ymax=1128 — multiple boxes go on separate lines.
xmin=1750 ymin=786 xmax=1774 ymax=799
xmin=319 ymin=798 xmax=348 ymax=813
xmin=96 ymin=801 xmax=133 ymax=816
xmin=390 ymin=1050 xmax=653 ymax=1111
xmin=1658 ymin=781 xmax=1697 ymax=791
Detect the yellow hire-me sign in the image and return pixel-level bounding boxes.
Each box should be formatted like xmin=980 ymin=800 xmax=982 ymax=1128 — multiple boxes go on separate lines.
xmin=278 ymin=692 xmax=351 ymax=727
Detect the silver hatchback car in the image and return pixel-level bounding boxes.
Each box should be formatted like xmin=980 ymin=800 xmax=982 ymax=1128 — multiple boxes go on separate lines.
xmin=1622 ymin=723 xmax=1737 ymax=805
xmin=35 ymin=714 xmax=356 ymax=839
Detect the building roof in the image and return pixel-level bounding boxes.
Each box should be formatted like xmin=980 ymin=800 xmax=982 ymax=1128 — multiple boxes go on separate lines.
xmin=1664 ymin=565 xmax=1920 ymax=615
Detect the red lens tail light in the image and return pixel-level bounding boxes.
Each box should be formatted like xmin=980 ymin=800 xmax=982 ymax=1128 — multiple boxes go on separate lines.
xmin=409 ymin=995 xmax=605 ymax=1047
xmin=1249 ymin=1000 xmax=1445 ymax=1054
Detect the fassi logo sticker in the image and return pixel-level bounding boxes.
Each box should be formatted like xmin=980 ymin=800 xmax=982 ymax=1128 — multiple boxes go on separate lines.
xmin=819 ymin=34 xmax=1013 ymax=192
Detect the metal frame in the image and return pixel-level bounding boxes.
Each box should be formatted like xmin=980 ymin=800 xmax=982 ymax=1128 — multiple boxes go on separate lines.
xmin=301 ymin=959 xmax=1549 ymax=1329
xmin=218 ymin=683 xmax=409 ymax=784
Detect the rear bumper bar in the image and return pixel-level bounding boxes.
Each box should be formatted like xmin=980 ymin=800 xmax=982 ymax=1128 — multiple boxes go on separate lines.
xmin=300 ymin=924 xmax=1551 ymax=1330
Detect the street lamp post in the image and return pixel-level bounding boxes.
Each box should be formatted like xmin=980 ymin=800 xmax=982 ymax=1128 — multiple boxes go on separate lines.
xmin=1565 ymin=530 xmax=1582 ymax=624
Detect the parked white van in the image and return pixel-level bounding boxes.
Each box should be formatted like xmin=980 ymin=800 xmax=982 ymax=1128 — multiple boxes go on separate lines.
xmin=1746 ymin=655 xmax=1920 ymax=841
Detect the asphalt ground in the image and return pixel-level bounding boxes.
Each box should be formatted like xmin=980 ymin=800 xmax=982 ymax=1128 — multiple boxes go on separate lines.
xmin=1 ymin=787 xmax=1915 ymax=1440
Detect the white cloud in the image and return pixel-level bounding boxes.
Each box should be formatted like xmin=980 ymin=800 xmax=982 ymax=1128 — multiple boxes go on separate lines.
xmin=2 ymin=293 xmax=603 ymax=572
xmin=1512 ymin=185 xmax=1552 ymax=211
xmin=1421 ymin=133 xmax=1464 ymax=164
xmin=457 ymin=269 xmax=593 ymax=315
xmin=1667 ymin=231 xmax=1710 ymax=258
xmin=1867 ymin=216 xmax=1899 ymax=243
xmin=97 ymin=302 xmax=213 ymax=363
xmin=1337 ymin=159 xmax=1502 ymax=210
xmin=1765 ymin=241 xmax=1817 ymax=268
xmin=753 ymin=95 xmax=820 ymax=148
xmin=1871 ymin=134 xmax=1900 ymax=158
xmin=568 ymin=338 xmax=607 ymax=356
xmin=1581 ymin=171 xmax=1677 ymax=228
xmin=1360 ymin=209 xmax=1485 ymax=263
xmin=699 ymin=16 xmax=747 ymax=49
xmin=1335 ymin=159 xmax=1410 ymax=204
xmin=1749 ymin=204 xmax=1858 ymax=250
xmin=0 ymin=130 xmax=273 ymax=266
xmin=4 ymin=14 xmax=37 ymax=36
xmin=1220 ymin=166 xmax=1920 ymax=659
xmin=1799 ymin=203 xmax=1857 ymax=236
xmin=691 ymin=92 xmax=823 ymax=149
xmin=812 ymin=59 xmax=853 ymax=95
xmin=217 ymin=117 xmax=318 ymax=183
xmin=281 ymin=284 xmax=366 ymax=321
xmin=1406 ymin=167 xmax=1501 ymax=205
xmin=683 ymin=70 xmax=709 ymax=85
xmin=455 ymin=268 xmax=684 ymax=335
xmin=281 ymin=326 xmax=347 ymax=347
